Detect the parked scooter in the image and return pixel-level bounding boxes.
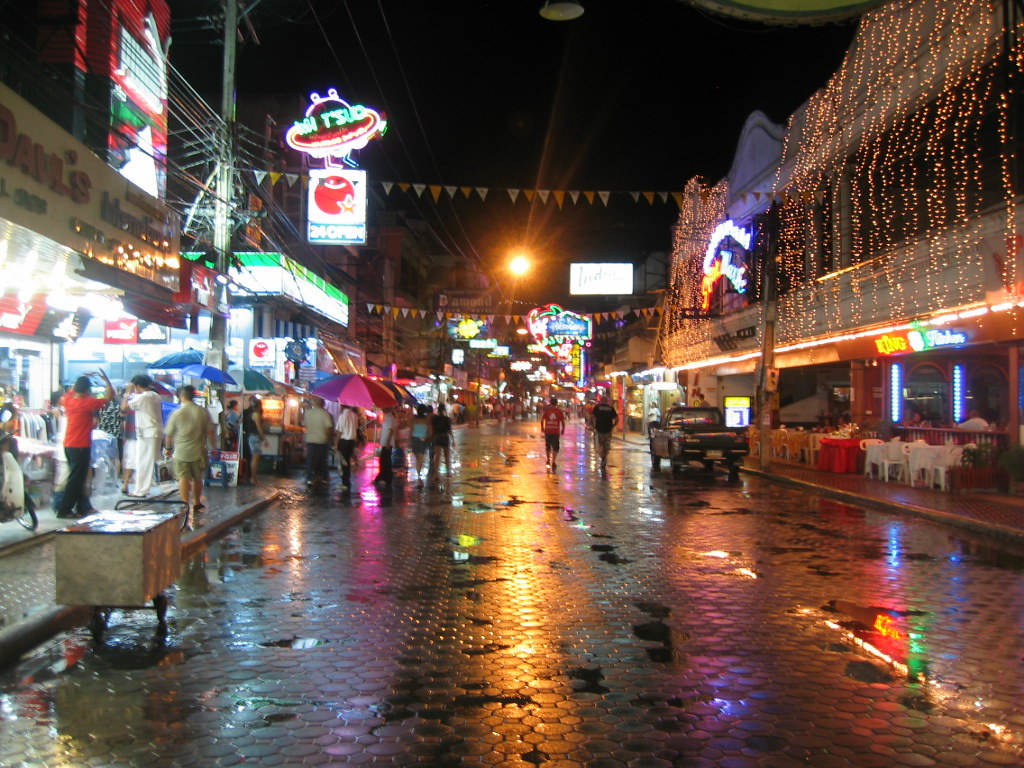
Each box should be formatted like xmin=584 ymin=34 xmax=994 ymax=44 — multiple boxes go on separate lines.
xmin=0 ymin=434 xmax=37 ymax=531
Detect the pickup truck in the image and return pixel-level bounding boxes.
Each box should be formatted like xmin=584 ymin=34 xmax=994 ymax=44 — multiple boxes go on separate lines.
xmin=649 ymin=406 xmax=749 ymax=477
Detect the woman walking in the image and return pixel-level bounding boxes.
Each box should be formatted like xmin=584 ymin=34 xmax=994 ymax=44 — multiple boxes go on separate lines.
xmin=428 ymin=404 xmax=452 ymax=477
xmin=409 ymin=404 xmax=431 ymax=482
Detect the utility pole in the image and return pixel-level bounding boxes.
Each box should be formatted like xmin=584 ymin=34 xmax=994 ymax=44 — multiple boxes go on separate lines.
xmin=206 ymin=0 xmax=238 ymax=374
xmin=757 ymin=207 xmax=778 ymax=471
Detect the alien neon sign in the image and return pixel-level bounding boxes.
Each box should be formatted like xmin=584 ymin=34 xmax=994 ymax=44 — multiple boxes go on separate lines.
xmin=286 ymin=88 xmax=387 ymax=167
xmin=527 ymin=304 xmax=592 ymax=360
xmin=700 ymin=220 xmax=751 ymax=312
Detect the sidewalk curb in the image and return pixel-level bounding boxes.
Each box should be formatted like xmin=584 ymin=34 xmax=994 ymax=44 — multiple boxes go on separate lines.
xmin=741 ymin=466 xmax=1024 ymax=543
xmin=0 ymin=491 xmax=280 ymax=669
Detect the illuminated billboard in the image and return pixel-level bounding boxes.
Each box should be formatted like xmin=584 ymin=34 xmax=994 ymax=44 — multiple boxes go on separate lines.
xmin=527 ymin=304 xmax=592 ymax=360
xmin=307 ymin=168 xmax=367 ymax=245
xmin=569 ymin=263 xmax=634 ymax=295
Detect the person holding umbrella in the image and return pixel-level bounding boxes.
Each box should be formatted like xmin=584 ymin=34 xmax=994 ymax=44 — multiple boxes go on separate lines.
xmin=373 ymin=407 xmax=397 ymax=486
xmin=335 ymin=405 xmax=359 ymax=490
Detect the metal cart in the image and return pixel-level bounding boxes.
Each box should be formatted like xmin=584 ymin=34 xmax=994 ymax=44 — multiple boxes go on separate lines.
xmin=55 ymin=510 xmax=182 ymax=641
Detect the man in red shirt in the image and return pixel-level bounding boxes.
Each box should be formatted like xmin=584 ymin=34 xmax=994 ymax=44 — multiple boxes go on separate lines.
xmin=56 ymin=370 xmax=114 ymax=519
xmin=539 ymin=397 xmax=566 ymax=470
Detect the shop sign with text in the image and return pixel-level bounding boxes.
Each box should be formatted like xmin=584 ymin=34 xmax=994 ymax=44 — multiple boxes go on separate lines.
xmin=874 ymin=328 xmax=969 ymax=355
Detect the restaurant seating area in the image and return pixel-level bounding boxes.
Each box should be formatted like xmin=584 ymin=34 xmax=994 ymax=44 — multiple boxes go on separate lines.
xmin=749 ymin=427 xmax=979 ymax=491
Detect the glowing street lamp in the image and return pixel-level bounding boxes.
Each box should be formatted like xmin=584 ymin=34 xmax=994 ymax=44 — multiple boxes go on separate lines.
xmin=509 ymin=254 xmax=531 ymax=276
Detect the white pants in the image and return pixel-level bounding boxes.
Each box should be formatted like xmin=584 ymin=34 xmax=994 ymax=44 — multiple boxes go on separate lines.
xmin=132 ymin=435 xmax=161 ymax=495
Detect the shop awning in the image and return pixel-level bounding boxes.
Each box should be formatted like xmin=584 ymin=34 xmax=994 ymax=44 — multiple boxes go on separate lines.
xmin=321 ymin=335 xmax=365 ymax=375
xmin=121 ymin=296 xmax=188 ymax=329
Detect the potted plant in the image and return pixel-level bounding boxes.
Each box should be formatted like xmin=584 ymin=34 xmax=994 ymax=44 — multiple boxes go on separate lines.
xmin=998 ymin=444 xmax=1024 ymax=494
xmin=951 ymin=442 xmax=1008 ymax=494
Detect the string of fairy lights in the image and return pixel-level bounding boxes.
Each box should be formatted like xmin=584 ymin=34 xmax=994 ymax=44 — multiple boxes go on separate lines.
xmin=661 ymin=0 xmax=1021 ymax=370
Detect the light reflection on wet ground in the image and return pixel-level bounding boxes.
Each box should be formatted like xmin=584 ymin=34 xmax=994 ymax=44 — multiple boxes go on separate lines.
xmin=1 ymin=421 xmax=1023 ymax=766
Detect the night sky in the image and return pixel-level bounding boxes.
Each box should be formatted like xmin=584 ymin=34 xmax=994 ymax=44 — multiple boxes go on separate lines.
xmin=172 ymin=0 xmax=858 ymax=309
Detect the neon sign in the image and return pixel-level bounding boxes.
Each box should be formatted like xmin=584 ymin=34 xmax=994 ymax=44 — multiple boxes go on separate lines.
xmin=874 ymin=328 xmax=968 ymax=355
xmin=527 ymin=304 xmax=592 ymax=359
xmin=700 ymin=220 xmax=751 ymax=311
xmin=307 ymin=168 xmax=367 ymax=245
xmin=286 ymin=89 xmax=386 ymax=166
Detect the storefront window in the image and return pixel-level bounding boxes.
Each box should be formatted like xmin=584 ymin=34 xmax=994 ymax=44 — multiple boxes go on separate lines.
xmin=904 ymin=364 xmax=947 ymax=425
xmin=0 ymin=342 xmax=51 ymax=408
xmin=968 ymin=365 xmax=1007 ymax=426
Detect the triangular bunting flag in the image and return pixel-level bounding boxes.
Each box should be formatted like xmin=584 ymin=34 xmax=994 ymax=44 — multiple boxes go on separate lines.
xmin=523 ymin=190 xmax=535 ymax=202
xmin=382 ymin=182 xmax=394 ymax=195
xmin=537 ymin=190 xmax=549 ymax=204
xmin=643 ymin=192 xmax=655 ymax=205
xmin=659 ymin=192 xmax=668 ymax=204
xmin=444 ymin=186 xmax=458 ymax=198
xmin=504 ymin=315 xmax=512 ymax=323
xmin=391 ymin=307 xmax=400 ymax=318
xmin=285 ymin=174 xmax=298 ymax=187
xmin=671 ymin=192 xmax=684 ymax=209
xmin=254 ymin=170 xmax=267 ymax=185
xmin=584 ymin=191 xmax=595 ymax=205
xmin=598 ymin=191 xmax=610 ymax=206
xmin=269 ymin=172 xmax=282 ymax=186
xmin=476 ymin=187 xmax=489 ymax=201
xmin=401 ymin=307 xmax=410 ymax=318
xmin=570 ymin=190 xmax=580 ymax=204
xmin=430 ymin=185 xmax=442 ymax=202
xmin=366 ymin=303 xmax=374 ymax=313
xmin=460 ymin=187 xmax=472 ymax=198
xmin=399 ymin=183 xmax=410 ymax=192
xmin=508 ymin=189 xmax=520 ymax=203
xmin=412 ymin=184 xmax=426 ymax=197
xmin=301 ymin=175 xmax=309 ymax=188
xmin=436 ymin=311 xmax=444 ymax=321
xmin=553 ymin=190 xmax=565 ymax=208
xmin=629 ymin=191 xmax=640 ymax=203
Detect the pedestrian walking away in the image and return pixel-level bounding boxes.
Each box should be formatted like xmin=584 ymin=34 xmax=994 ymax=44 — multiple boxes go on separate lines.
xmin=591 ymin=395 xmax=619 ymax=472
xmin=125 ymin=374 xmax=164 ymax=497
xmin=539 ymin=396 xmax=566 ymax=470
xmin=428 ymin=404 xmax=453 ymax=477
xmin=55 ymin=370 xmax=114 ymax=518
xmin=335 ymin=405 xmax=359 ymax=490
xmin=241 ymin=399 xmax=267 ymax=484
xmin=409 ymin=404 xmax=432 ymax=482
xmin=301 ymin=395 xmax=334 ymax=487
xmin=373 ymin=407 xmax=396 ymax=486
xmin=163 ymin=385 xmax=215 ymax=514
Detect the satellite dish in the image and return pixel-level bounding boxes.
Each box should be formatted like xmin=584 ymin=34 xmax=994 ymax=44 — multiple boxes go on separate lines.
xmin=679 ymin=0 xmax=886 ymax=24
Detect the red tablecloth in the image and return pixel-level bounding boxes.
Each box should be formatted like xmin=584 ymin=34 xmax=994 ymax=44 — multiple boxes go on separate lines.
xmin=816 ymin=437 xmax=863 ymax=474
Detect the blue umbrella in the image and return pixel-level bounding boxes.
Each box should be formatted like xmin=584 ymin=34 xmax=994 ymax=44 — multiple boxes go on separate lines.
xmin=180 ymin=364 xmax=237 ymax=386
xmin=147 ymin=349 xmax=204 ymax=370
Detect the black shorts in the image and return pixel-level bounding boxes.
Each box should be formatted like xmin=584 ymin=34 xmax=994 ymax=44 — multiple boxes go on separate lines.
xmin=544 ymin=433 xmax=560 ymax=452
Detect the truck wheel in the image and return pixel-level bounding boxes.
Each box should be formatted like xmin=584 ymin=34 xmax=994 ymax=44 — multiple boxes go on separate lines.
xmin=702 ymin=461 xmax=715 ymax=473
xmin=651 ymin=452 xmax=661 ymax=470
xmin=727 ymin=463 xmax=740 ymax=481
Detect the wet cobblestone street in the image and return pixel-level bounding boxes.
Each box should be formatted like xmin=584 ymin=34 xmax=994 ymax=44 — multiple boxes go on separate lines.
xmin=2 ymin=420 xmax=1024 ymax=767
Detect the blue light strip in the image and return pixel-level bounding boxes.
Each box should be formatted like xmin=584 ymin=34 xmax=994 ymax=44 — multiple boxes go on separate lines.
xmin=952 ymin=364 xmax=965 ymax=423
xmin=890 ymin=363 xmax=903 ymax=423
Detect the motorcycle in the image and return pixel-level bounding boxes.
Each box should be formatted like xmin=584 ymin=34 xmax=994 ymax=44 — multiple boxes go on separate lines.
xmin=0 ymin=434 xmax=38 ymax=531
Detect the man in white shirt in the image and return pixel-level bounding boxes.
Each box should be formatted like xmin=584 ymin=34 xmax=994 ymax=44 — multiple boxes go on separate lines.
xmin=956 ymin=410 xmax=990 ymax=431
xmin=126 ymin=374 xmax=164 ymax=496
xmin=335 ymin=405 xmax=359 ymax=490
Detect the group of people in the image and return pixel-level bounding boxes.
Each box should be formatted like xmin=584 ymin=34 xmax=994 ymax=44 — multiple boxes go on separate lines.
xmin=53 ymin=371 xmax=216 ymax=519
xmin=540 ymin=395 xmax=619 ymax=472
xmin=301 ymin=399 xmax=456 ymax=490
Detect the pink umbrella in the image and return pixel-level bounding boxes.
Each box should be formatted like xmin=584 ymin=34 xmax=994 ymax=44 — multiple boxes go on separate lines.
xmin=310 ymin=374 xmax=398 ymax=409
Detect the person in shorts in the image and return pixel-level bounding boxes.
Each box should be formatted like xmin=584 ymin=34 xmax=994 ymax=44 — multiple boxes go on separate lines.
xmin=539 ymin=397 xmax=566 ymax=470
xmin=164 ymin=385 xmax=215 ymax=513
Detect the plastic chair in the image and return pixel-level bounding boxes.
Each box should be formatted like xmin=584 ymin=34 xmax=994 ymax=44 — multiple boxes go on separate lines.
xmin=880 ymin=440 xmax=907 ymax=482
xmin=860 ymin=438 xmax=883 ymax=478
xmin=932 ymin=446 xmax=963 ymax=492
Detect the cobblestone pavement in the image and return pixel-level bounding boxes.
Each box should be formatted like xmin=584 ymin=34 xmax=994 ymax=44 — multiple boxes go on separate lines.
xmin=1 ymin=420 xmax=1023 ymax=768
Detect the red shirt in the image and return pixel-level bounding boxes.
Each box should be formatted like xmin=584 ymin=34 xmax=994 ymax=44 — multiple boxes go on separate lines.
xmin=62 ymin=394 xmax=109 ymax=448
xmin=540 ymin=405 xmax=566 ymax=435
